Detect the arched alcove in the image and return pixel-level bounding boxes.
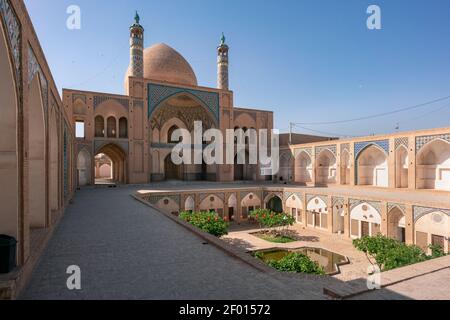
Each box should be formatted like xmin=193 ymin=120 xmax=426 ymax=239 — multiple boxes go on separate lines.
xmin=416 ymin=140 xmax=450 ymax=191
xmin=350 ymin=203 xmax=382 ymax=239
xmin=107 ymin=117 xmax=116 ymax=138
xmin=340 ymin=149 xmax=351 ymax=185
xmin=119 ymin=117 xmax=128 ymax=139
xmin=295 ymin=151 xmax=312 ymax=185
xmin=357 ymin=145 xmax=388 ymax=187
xmin=316 ymin=149 xmax=337 ymax=186
xmin=278 ymin=152 xmax=293 ymax=183
xmin=95 ymin=116 xmax=104 ymax=137
xmin=307 ymin=197 xmax=328 ymax=229
xmin=266 ymin=195 xmax=283 ymax=213
xmin=396 ymin=146 xmax=409 ymax=189
xmin=387 ymin=207 xmax=405 ymax=242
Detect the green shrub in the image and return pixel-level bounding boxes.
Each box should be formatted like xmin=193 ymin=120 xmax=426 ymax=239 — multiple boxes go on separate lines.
xmin=353 ymin=234 xmax=428 ymax=271
xmin=179 ymin=211 xmax=229 ymax=237
xmin=429 ymin=244 xmax=446 ymax=259
xmin=265 ymin=252 xmax=326 ymax=275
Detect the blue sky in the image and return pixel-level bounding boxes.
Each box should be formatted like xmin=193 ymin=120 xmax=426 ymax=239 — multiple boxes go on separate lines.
xmin=24 ymin=0 xmax=450 ymax=137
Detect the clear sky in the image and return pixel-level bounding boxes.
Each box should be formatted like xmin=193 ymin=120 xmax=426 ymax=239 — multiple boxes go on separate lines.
xmin=24 ymin=0 xmax=450 ymax=137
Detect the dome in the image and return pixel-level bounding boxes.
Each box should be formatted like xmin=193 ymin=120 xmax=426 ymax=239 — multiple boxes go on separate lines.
xmin=135 ymin=43 xmax=197 ymax=86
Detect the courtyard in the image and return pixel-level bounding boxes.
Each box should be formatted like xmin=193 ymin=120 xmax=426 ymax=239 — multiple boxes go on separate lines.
xmin=18 ymin=183 xmax=450 ymax=300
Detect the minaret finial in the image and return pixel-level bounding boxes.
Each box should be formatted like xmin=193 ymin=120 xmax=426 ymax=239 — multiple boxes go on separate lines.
xmin=220 ymin=32 xmax=226 ymax=46
xmin=134 ymin=11 xmax=140 ymax=24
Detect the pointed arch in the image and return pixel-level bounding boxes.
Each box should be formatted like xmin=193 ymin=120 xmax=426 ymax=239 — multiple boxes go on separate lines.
xmin=416 ymin=139 xmax=450 ymax=191
xmin=340 ymin=149 xmax=351 ymax=185
xmin=388 ymin=206 xmax=406 ymax=242
xmin=28 ymin=74 xmax=47 ymax=228
xmin=95 ymin=143 xmax=127 ymax=184
xmin=278 ymin=151 xmax=293 ymax=183
xmin=295 ymin=151 xmax=312 ymax=185
xmin=350 ymin=202 xmax=382 ymax=239
xmin=265 ymin=194 xmax=283 ymax=213
xmin=184 ymin=196 xmax=195 ymax=212
xmin=0 ymin=21 xmax=19 ymax=239
xmin=395 ymin=145 xmax=409 ymax=189
xmin=306 ymin=196 xmax=328 ymax=229
xmin=316 ymin=149 xmax=337 ymax=186
xmin=356 ymin=144 xmax=388 ymax=187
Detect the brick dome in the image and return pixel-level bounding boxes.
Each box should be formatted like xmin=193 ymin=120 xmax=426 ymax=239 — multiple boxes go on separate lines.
xmin=139 ymin=43 xmax=198 ymax=86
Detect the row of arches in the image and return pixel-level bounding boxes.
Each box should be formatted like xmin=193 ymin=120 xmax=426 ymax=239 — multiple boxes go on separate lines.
xmin=291 ymin=139 xmax=450 ymax=191
xmin=95 ymin=116 xmax=128 ymax=139
xmin=0 ymin=16 xmax=73 ymax=267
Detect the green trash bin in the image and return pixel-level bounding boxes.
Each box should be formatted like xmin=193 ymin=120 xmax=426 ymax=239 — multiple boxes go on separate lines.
xmin=0 ymin=235 xmax=17 ymax=274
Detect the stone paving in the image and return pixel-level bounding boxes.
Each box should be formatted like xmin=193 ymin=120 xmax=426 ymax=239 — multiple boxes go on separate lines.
xmin=351 ymin=267 xmax=450 ymax=300
xmin=20 ymin=186 xmax=336 ymax=300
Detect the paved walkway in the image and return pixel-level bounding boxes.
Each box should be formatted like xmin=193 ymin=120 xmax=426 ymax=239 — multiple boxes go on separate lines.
xmin=352 ymin=267 xmax=450 ymax=300
xmin=21 ymin=186 xmax=336 ymax=300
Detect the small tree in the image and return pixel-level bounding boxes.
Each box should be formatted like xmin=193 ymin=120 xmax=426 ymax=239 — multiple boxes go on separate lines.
xmin=353 ymin=234 xmax=428 ymax=271
xmin=249 ymin=209 xmax=295 ymax=236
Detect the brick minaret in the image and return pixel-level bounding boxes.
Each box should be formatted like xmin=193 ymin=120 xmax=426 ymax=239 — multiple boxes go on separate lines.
xmin=217 ymin=33 xmax=229 ymax=90
xmin=129 ymin=11 xmax=144 ymax=78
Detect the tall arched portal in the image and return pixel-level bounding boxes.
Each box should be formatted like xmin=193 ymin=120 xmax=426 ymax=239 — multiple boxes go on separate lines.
xmin=28 ymin=76 xmax=47 ymax=229
xmin=150 ymin=92 xmax=218 ymax=182
xmin=0 ymin=24 xmax=19 ymax=239
xmin=95 ymin=144 xmax=127 ymax=184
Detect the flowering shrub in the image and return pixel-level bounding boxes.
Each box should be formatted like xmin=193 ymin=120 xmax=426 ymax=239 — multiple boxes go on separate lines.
xmin=179 ymin=211 xmax=229 ymax=237
xmin=249 ymin=209 xmax=295 ymax=230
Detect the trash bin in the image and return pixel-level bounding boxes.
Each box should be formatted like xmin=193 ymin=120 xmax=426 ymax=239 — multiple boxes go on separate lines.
xmin=0 ymin=235 xmax=17 ymax=274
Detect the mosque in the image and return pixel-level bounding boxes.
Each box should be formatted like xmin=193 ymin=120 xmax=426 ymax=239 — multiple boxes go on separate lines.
xmin=0 ymin=1 xmax=449 ymax=299
xmin=66 ymin=12 xmax=274 ymax=186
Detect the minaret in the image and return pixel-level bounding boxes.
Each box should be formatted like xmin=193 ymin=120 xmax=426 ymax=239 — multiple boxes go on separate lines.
xmin=217 ymin=33 xmax=229 ymax=90
xmin=129 ymin=11 xmax=144 ymax=78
